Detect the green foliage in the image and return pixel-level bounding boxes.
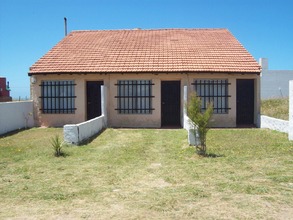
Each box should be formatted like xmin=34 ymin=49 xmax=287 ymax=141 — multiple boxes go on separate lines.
xmin=51 ymin=135 xmax=64 ymax=157
xmin=187 ymin=92 xmax=213 ymax=155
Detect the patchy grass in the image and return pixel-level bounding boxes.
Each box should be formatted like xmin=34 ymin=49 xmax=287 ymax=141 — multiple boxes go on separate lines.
xmin=0 ymin=128 xmax=292 ymax=219
xmin=261 ymin=98 xmax=289 ymax=120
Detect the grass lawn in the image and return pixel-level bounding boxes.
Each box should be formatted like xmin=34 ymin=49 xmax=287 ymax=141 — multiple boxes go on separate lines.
xmin=261 ymin=98 xmax=289 ymax=120
xmin=0 ymin=128 xmax=292 ymax=219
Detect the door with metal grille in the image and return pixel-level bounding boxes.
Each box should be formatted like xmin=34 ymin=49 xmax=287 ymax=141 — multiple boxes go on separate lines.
xmin=236 ymin=79 xmax=255 ymax=126
xmin=161 ymin=81 xmax=181 ymax=127
xmin=86 ymin=81 xmax=103 ymax=120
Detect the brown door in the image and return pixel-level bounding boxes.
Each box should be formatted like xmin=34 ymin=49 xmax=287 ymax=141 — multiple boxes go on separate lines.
xmin=236 ymin=79 xmax=255 ymax=126
xmin=161 ymin=81 xmax=181 ymax=127
xmin=86 ymin=81 xmax=103 ymax=120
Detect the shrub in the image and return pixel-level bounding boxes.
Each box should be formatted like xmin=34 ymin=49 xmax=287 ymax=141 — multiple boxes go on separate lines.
xmin=187 ymin=92 xmax=213 ymax=156
xmin=51 ymin=135 xmax=64 ymax=157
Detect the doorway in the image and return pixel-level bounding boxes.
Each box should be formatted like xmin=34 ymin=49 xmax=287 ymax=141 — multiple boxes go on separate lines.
xmin=161 ymin=81 xmax=181 ymax=127
xmin=86 ymin=81 xmax=103 ymax=120
xmin=236 ymin=79 xmax=255 ymax=126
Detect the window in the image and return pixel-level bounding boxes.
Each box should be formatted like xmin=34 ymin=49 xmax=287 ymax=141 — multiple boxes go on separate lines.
xmin=192 ymin=79 xmax=230 ymax=114
xmin=40 ymin=80 xmax=76 ymax=114
xmin=115 ymin=80 xmax=154 ymax=114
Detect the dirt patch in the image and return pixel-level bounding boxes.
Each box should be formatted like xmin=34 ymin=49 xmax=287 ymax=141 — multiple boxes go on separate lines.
xmin=149 ymin=163 xmax=162 ymax=169
xmin=276 ymin=207 xmax=293 ymax=220
xmin=137 ymin=171 xmax=172 ymax=189
xmin=138 ymin=177 xmax=172 ymax=189
xmin=147 ymin=178 xmax=172 ymax=188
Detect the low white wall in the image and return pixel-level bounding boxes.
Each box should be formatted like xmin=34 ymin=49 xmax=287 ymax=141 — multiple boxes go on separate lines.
xmin=260 ymin=115 xmax=289 ymax=133
xmin=0 ymin=101 xmax=34 ymax=135
xmin=64 ymin=85 xmax=107 ymax=145
xmin=64 ymin=115 xmax=106 ymax=145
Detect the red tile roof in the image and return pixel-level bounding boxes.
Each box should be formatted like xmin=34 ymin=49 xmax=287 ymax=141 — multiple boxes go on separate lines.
xmin=29 ymin=29 xmax=260 ymax=75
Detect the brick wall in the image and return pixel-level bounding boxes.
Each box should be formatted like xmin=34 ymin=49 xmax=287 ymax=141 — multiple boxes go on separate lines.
xmin=0 ymin=77 xmax=11 ymax=101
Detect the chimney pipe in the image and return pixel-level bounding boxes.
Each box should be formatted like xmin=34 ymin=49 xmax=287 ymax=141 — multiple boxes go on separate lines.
xmin=64 ymin=17 xmax=67 ymax=36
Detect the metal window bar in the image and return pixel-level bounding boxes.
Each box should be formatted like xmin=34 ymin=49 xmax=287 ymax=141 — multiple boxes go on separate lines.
xmin=115 ymin=80 xmax=155 ymax=114
xmin=39 ymin=80 xmax=76 ymax=114
xmin=192 ymin=80 xmax=231 ymax=114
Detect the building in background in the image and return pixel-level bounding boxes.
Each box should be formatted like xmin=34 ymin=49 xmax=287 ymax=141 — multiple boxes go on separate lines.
xmin=260 ymin=58 xmax=293 ymax=99
xmin=0 ymin=77 xmax=12 ymax=102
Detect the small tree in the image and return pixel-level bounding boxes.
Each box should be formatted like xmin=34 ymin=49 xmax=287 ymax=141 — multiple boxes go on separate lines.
xmin=187 ymin=92 xmax=213 ymax=155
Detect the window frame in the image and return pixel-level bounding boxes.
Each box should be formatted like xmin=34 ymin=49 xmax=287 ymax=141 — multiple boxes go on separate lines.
xmin=115 ymin=80 xmax=155 ymax=114
xmin=39 ymin=80 xmax=76 ymax=114
xmin=192 ymin=79 xmax=231 ymax=114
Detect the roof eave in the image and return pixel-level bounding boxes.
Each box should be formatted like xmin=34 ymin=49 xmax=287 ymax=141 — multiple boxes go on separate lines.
xmin=28 ymin=70 xmax=261 ymax=76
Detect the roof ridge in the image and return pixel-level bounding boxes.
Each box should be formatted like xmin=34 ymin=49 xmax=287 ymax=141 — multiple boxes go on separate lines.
xmin=69 ymin=28 xmax=229 ymax=34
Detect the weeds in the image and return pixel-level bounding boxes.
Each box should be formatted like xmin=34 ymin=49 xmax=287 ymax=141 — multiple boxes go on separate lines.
xmin=261 ymin=98 xmax=289 ymax=120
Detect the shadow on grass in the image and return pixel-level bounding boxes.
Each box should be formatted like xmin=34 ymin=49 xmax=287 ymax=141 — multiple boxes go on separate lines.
xmin=204 ymin=153 xmax=225 ymax=158
xmin=0 ymin=128 xmax=31 ymax=138
xmin=54 ymin=151 xmax=70 ymax=158
xmin=194 ymin=146 xmax=225 ymax=158
xmin=77 ymin=128 xmax=107 ymax=146
xmin=197 ymin=151 xmax=224 ymax=158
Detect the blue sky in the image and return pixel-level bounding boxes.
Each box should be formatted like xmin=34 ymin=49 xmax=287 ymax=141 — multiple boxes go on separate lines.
xmin=0 ymin=0 xmax=292 ymax=99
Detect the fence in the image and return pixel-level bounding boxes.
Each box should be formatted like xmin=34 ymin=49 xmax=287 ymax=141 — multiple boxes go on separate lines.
xmin=0 ymin=101 xmax=34 ymax=135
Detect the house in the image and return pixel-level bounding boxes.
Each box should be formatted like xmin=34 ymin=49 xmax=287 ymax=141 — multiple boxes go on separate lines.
xmin=0 ymin=77 xmax=12 ymax=102
xmin=260 ymin=58 xmax=293 ymax=99
xmin=28 ymin=28 xmax=261 ymax=128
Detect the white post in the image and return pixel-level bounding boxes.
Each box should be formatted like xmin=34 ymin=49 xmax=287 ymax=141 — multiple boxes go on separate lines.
xmin=101 ymin=85 xmax=105 ymax=116
xmin=183 ymin=86 xmax=188 ymax=129
xmin=259 ymin=58 xmax=268 ymax=72
xmin=101 ymin=85 xmax=107 ymax=127
xmin=289 ymin=81 xmax=293 ymax=140
xmin=183 ymin=85 xmax=200 ymax=146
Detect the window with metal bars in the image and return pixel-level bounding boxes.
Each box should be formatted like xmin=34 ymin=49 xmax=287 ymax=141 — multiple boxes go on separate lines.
xmin=39 ymin=80 xmax=76 ymax=114
xmin=192 ymin=79 xmax=231 ymax=114
xmin=115 ymin=80 xmax=154 ymax=114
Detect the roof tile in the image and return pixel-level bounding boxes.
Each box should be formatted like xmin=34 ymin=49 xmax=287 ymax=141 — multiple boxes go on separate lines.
xmin=29 ymin=29 xmax=260 ymax=74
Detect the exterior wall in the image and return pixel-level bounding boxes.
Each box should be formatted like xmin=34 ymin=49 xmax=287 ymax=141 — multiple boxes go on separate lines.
xmin=0 ymin=97 xmax=12 ymax=102
xmin=260 ymin=58 xmax=293 ymax=99
xmin=30 ymin=72 xmax=260 ymax=128
xmin=30 ymin=74 xmax=109 ymax=127
xmin=186 ymin=73 xmax=260 ymax=128
xmin=0 ymin=101 xmax=34 ymax=135
xmin=109 ymin=74 xmax=157 ymax=127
